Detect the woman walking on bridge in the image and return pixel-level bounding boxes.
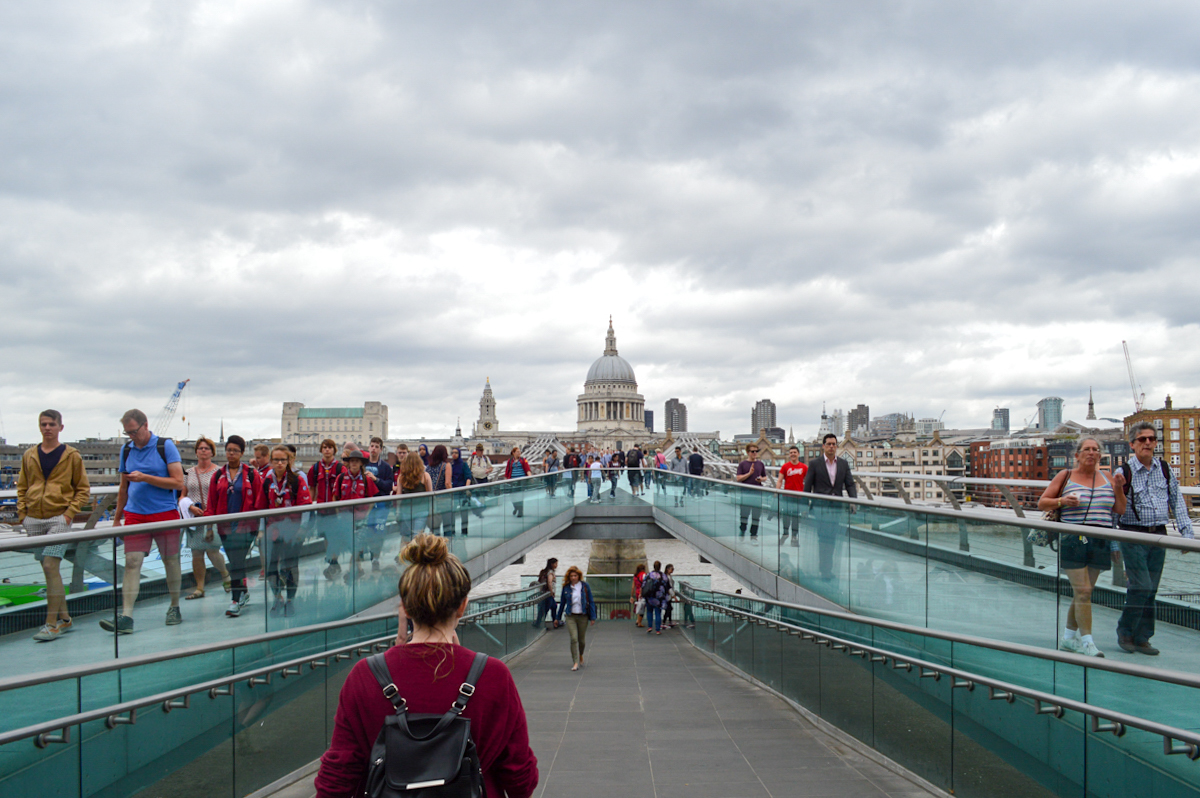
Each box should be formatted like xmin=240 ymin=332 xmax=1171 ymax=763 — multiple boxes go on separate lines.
xmin=555 ymin=565 xmax=597 ymax=670
xmin=316 ymin=533 xmax=539 ymax=798
xmin=204 ymin=435 xmax=261 ymax=618
xmin=181 ymin=437 xmax=230 ymax=600
xmin=1037 ymin=437 xmax=1126 ymax=658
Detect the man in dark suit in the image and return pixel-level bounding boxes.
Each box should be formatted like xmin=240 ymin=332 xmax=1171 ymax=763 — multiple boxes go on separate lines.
xmin=803 ymin=433 xmax=857 ymax=580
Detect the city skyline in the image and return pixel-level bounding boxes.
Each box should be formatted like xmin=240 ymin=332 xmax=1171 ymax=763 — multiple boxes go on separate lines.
xmin=3 ymin=3 xmax=1199 ymax=443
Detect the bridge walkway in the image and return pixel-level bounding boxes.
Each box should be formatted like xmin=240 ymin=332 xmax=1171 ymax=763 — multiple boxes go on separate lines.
xmin=269 ymin=621 xmax=941 ymax=798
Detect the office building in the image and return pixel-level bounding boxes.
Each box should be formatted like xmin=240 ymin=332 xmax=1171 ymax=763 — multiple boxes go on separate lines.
xmin=1036 ymin=397 xmax=1064 ymax=430
xmin=991 ymin=407 xmax=1010 ymax=433
xmin=643 ymin=410 xmax=654 ymax=432
xmin=665 ymin=398 xmax=688 ymax=432
xmin=847 ymin=404 xmax=870 ymax=437
xmin=751 ymin=399 xmax=777 ymax=436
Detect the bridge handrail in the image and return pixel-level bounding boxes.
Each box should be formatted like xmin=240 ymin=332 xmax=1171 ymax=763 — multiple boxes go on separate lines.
xmin=0 ymin=585 xmax=545 ymax=693
xmin=0 ymin=587 xmax=550 ymax=749
xmin=0 ymin=471 xmax=578 ymax=553
xmin=656 ymin=471 xmax=1200 ymax=553
xmin=677 ymin=582 xmax=1200 ymax=689
xmin=681 ymin=587 xmax=1200 ymax=761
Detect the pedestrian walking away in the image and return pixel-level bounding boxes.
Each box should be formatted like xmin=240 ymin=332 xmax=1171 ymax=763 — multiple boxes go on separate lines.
xmin=181 ymin=436 xmax=231 ymax=600
xmin=393 ymin=451 xmax=434 ymax=542
xmin=315 ymin=533 xmax=539 ymax=798
xmin=587 ymin=454 xmax=604 ymax=503
xmin=1038 ymin=438 xmax=1126 ymax=658
xmin=1114 ymin=422 xmax=1194 ymax=655
xmin=204 ymin=435 xmax=262 ymax=617
xmin=361 ymin=437 xmax=395 ymax=564
xmin=662 ymin=563 xmax=677 ymax=629
xmin=532 ymin=558 xmax=559 ymax=629
xmin=425 ymin=445 xmax=452 ymax=536
xmin=608 ymin=448 xmax=625 ymax=498
xmin=16 ymin=410 xmax=90 ymax=642
xmin=554 ymin=565 xmax=597 ymax=670
xmin=543 ymin=448 xmax=561 ymax=497
xmin=631 ymin=563 xmax=647 ymax=627
xmin=687 ymin=446 xmax=705 ymax=499
xmin=626 ymin=444 xmax=644 ymax=496
xmin=641 ymin=561 xmax=669 ymax=634
xmin=102 ymin=409 xmax=187 ymax=634
xmin=448 ymin=447 xmax=475 ymax=534
xmin=668 ymin=446 xmax=688 ymax=506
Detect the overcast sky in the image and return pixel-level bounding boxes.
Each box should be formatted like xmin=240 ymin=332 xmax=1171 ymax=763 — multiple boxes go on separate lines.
xmin=3 ymin=1 xmax=1199 ymax=445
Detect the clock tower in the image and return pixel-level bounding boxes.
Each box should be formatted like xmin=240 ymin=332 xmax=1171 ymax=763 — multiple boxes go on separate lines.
xmin=473 ymin=378 xmax=499 ymax=436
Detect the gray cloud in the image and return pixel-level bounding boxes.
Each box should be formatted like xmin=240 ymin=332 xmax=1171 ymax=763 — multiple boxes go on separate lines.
xmin=2 ymin=0 xmax=1199 ymax=444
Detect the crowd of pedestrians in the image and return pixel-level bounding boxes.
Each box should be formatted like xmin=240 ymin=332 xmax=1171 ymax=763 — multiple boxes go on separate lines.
xmin=13 ymin=410 xmax=1195 ymax=666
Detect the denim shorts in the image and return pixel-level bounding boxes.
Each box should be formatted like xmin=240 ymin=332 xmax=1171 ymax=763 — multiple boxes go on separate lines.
xmin=1059 ymin=530 xmax=1113 ymax=571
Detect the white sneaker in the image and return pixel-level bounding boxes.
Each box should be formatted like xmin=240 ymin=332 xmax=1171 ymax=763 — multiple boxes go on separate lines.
xmin=32 ymin=624 xmax=61 ymax=642
xmin=226 ymin=600 xmax=242 ymax=617
xmin=1079 ymin=639 xmax=1105 ymax=658
xmin=1059 ymin=636 xmax=1081 ymax=653
xmin=238 ymin=592 xmax=250 ymax=608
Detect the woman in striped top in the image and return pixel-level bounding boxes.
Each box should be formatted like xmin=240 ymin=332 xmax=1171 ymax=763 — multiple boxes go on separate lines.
xmin=1037 ymin=438 xmax=1127 ymax=658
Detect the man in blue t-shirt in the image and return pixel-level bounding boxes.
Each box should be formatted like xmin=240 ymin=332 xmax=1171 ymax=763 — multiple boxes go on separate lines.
xmin=102 ymin=409 xmax=186 ymax=635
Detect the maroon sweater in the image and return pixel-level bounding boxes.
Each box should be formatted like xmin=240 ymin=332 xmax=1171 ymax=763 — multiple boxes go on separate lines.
xmin=316 ymin=644 xmax=538 ymax=798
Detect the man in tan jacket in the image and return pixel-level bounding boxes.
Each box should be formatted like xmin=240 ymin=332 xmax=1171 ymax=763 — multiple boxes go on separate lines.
xmin=16 ymin=410 xmax=90 ymax=642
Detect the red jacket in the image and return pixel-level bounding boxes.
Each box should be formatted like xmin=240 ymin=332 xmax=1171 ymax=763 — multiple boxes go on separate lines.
xmin=315 ymin=644 xmax=537 ymax=798
xmin=308 ymin=458 xmax=345 ymax=504
xmin=504 ymin=458 xmax=531 ymax=480
xmin=255 ymin=470 xmax=313 ymax=539
xmin=204 ymin=464 xmax=261 ymax=534
xmin=332 ymin=470 xmax=378 ymax=521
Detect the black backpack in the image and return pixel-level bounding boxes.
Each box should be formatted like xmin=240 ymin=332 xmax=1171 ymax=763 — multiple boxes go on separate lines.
xmin=640 ymin=573 xmax=662 ymax=601
xmin=364 ymin=651 xmax=488 ymax=798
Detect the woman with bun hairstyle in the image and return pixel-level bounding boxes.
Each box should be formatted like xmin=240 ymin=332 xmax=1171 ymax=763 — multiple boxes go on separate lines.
xmin=554 ymin=565 xmax=597 ymax=671
xmin=316 ymin=534 xmax=538 ymax=798
xmin=255 ymin=445 xmax=313 ymax=617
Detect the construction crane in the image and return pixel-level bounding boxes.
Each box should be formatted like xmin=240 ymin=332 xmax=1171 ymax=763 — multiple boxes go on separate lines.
xmin=154 ymin=379 xmax=190 ymax=436
xmin=1122 ymin=341 xmax=1145 ymax=413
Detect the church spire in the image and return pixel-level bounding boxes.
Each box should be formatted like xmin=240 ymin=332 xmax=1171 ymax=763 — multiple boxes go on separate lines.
xmin=604 ymin=316 xmax=618 ymax=356
xmin=1086 ymin=386 xmax=1096 ymax=421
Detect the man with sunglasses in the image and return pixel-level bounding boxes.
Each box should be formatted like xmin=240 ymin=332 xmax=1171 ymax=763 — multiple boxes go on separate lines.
xmin=1114 ymin=422 xmax=1194 ymax=655
xmin=735 ymin=444 xmax=768 ymax=538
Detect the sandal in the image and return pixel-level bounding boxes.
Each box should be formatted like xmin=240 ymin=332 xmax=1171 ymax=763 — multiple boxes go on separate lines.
xmin=222 ymin=576 xmax=232 ymax=593
xmin=185 ymin=589 xmax=206 ymax=600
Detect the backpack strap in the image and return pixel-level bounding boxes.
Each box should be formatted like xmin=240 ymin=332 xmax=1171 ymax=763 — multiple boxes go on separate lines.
xmin=120 ymin=441 xmax=131 ymax=473
xmin=366 ymin=652 xmax=407 ymax=713
xmin=450 ymin=651 xmax=489 ymax=715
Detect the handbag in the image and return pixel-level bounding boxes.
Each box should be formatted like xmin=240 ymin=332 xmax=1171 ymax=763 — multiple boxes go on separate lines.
xmin=1028 ymin=469 xmax=1069 ymax=548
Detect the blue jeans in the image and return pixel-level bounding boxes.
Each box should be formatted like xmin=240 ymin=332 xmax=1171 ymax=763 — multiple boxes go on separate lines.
xmin=1117 ymin=540 xmax=1166 ymax=643
xmin=646 ymin=605 xmax=662 ymax=632
xmin=533 ymin=596 xmax=557 ymax=628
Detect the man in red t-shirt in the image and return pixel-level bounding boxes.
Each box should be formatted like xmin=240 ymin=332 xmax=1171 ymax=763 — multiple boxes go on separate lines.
xmin=777 ymin=445 xmax=808 ymax=543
